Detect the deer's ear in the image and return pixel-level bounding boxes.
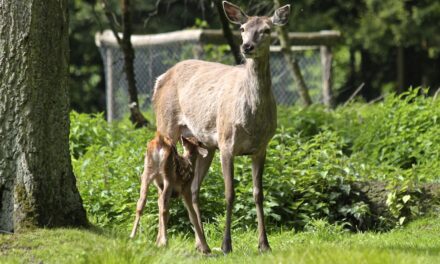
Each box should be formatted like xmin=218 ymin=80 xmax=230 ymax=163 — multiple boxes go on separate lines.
xmin=271 ymin=4 xmax=291 ymax=26
xmin=223 ymin=1 xmax=248 ymax=25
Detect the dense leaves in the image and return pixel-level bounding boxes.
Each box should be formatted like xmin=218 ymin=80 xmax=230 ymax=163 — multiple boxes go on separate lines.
xmin=71 ymin=89 xmax=440 ymax=234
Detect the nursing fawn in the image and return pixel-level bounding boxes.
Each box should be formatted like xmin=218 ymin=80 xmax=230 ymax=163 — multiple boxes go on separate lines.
xmin=130 ymin=132 xmax=210 ymax=253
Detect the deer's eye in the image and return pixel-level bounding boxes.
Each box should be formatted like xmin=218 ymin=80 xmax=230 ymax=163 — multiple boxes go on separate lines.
xmin=240 ymin=28 xmax=245 ymax=33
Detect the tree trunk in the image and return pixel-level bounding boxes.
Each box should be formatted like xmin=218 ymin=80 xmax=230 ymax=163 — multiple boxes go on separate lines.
xmin=396 ymin=46 xmax=404 ymax=93
xmin=120 ymin=0 xmax=149 ymax=128
xmin=273 ymin=0 xmax=313 ymax=107
xmin=360 ymin=49 xmax=380 ymax=101
xmin=0 ymin=0 xmax=88 ymax=232
xmin=336 ymin=48 xmax=357 ymax=103
xmin=215 ymin=0 xmax=243 ymax=65
xmin=102 ymin=0 xmax=149 ymax=127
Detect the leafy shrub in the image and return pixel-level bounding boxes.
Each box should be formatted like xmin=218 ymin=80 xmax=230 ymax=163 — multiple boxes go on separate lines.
xmin=70 ymin=89 xmax=440 ymax=234
xmin=70 ymin=112 xmax=155 ymax=229
xmin=70 ymin=116 xmax=370 ymax=232
xmin=70 ymin=112 xmax=111 ymax=158
xmin=347 ymin=89 xmax=440 ymax=178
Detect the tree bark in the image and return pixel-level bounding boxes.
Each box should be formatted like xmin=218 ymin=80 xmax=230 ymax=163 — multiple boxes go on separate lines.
xmin=215 ymin=0 xmax=243 ymax=65
xmin=0 ymin=0 xmax=88 ymax=232
xmin=273 ymin=0 xmax=313 ymax=107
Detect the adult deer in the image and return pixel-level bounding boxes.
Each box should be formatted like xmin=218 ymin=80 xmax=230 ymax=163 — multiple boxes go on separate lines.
xmin=152 ymin=1 xmax=290 ymax=253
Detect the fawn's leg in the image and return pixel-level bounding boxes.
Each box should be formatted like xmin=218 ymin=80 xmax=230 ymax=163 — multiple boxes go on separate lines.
xmin=156 ymin=180 xmax=172 ymax=247
xmin=130 ymin=164 xmax=153 ymax=238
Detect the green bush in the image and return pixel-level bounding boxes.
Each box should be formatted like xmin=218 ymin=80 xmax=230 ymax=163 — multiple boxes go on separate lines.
xmin=70 ymin=89 xmax=440 ymax=234
xmin=70 ymin=112 xmax=155 ymax=229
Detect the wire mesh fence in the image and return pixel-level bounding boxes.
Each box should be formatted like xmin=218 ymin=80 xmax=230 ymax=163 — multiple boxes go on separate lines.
xmin=97 ymin=30 xmax=323 ymax=121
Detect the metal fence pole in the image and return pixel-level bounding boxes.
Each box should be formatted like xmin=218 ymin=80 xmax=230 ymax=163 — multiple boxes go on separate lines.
xmin=105 ymin=48 xmax=115 ymax=122
xmin=321 ymin=45 xmax=334 ymax=108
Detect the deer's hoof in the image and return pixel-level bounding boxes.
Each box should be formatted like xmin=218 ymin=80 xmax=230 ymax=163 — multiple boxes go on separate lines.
xmin=196 ymin=244 xmax=211 ymax=255
xmin=156 ymin=237 xmax=168 ymax=248
xmin=221 ymin=239 xmax=232 ymax=254
xmin=258 ymin=243 xmax=271 ymax=253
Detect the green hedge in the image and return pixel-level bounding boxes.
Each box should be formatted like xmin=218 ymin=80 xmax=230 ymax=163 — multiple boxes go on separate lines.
xmin=70 ymin=89 xmax=440 ymax=234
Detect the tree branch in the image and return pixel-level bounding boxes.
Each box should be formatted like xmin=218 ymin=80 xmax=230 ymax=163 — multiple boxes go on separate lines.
xmin=101 ymin=0 xmax=122 ymax=44
xmin=215 ymin=0 xmax=243 ymax=65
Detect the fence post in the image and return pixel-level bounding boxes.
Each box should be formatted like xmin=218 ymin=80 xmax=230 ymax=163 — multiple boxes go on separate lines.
xmin=321 ymin=44 xmax=334 ymax=108
xmin=105 ymin=48 xmax=115 ymax=122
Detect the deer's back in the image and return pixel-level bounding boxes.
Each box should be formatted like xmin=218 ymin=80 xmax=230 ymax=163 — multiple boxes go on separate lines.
xmin=153 ymin=59 xmax=244 ymax=147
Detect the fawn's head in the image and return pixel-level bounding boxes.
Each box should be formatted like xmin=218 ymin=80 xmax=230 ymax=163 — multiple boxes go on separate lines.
xmin=223 ymin=1 xmax=290 ymax=59
xmin=181 ymin=137 xmax=208 ymax=162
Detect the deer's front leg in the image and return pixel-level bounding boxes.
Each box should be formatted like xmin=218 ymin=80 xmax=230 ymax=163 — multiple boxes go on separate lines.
xmin=252 ymin=149 xmax=271 ymax=252
xmin=220 ymin=150 xmax=234 ymax=254
xmin=156 ymin=180 xmax=172 ymax=247
xmin=183 ymin=189 xmax=211 ymax=254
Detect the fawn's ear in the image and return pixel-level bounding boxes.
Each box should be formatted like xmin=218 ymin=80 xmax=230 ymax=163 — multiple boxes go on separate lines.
xmin=181 ymin=136 xmax=208 ymax=158
xmin=271 ymin=4 xmax=291 ymax=26
xmin=223 ymin=1 xmax=248 ymax=25
xmin=196 ymin=147 xmax=208 ymax=158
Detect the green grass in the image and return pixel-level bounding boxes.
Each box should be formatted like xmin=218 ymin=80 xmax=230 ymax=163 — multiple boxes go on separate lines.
xmin=1 ymin=216 xmax=440 ymax=264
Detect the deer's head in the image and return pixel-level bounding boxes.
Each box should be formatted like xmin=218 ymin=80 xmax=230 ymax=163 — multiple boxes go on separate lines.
xmin=223 ymin=1 xmax=290 ymax=59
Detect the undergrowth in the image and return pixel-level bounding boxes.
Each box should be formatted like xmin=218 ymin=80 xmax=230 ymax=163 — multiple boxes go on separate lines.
xmin=70 ymin=89 xmax=440 ymax=235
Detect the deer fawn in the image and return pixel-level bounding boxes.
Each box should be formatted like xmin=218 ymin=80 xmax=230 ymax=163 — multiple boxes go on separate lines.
xmin=130 ymin=132 xmax=211 ymax=254
xmin=152 ymin=1 xmax=290 ymax=253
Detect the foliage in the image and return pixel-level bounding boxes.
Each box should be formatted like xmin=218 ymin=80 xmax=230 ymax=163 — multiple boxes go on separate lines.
xmin=70 ymin=111 xmax=154 ymax=228
xmin=69 ymin=0 xmax=106 ymax=113
xmin=347 ymin=89 xmax=440 ymax=177
xmin=70 ymin=90 xmax=440 ymax=234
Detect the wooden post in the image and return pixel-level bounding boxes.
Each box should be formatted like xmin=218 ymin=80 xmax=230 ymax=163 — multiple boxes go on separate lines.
xmin=105 ymin=48 xmax=115 ymax=122
xmin=321 ymin=44 xmax=334 ymax=108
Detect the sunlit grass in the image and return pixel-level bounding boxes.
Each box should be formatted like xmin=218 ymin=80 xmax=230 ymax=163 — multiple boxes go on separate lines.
xmin=1 ymin=216 xmax=439 ymax=264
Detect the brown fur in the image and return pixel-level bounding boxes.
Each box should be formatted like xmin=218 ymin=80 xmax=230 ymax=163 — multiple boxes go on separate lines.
xmin=151 ymin=2 xmax=290 ymax=253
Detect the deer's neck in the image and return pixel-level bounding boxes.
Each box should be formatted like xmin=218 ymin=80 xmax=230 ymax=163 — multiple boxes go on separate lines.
xmin=241 ymin=54 xmax=272 ymax=112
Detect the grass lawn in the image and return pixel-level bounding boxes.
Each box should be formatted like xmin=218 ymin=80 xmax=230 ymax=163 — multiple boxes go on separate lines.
xmin=1 ymin=216 xmax=440 ymax=264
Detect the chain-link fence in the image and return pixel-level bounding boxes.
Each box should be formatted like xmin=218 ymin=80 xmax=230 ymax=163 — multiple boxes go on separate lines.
xmin=96 ymin=30 xmax=324 ymax=121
